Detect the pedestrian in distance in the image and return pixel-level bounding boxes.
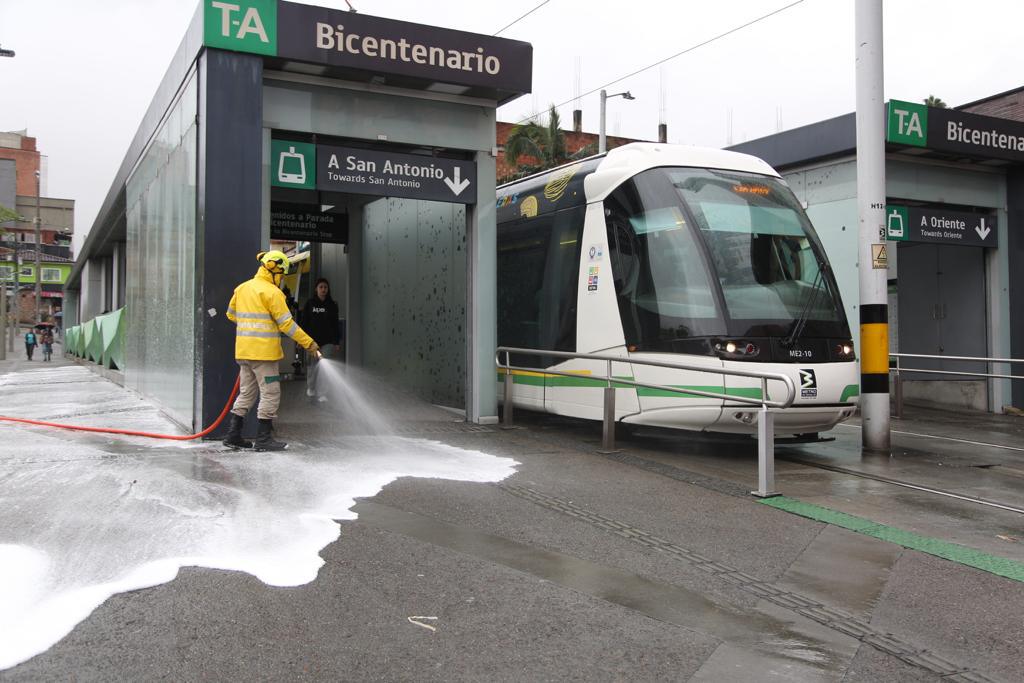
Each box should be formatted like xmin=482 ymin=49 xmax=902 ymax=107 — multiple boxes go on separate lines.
xmin=41 ymin=329 xmax=53 ymax=361
xmin=223 ymin=250 xmax=321 ymax=452
xmin=299 ymin=277 xmax=340 ymax=402
xmin=24 ymin=330 xmax=37 ymax=361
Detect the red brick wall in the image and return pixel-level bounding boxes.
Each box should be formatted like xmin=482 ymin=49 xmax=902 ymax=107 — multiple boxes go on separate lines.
xmin=496 ymin=121 xmax=641 ymax=181
xmin=0 ymin=136 xmax=41 ymax=197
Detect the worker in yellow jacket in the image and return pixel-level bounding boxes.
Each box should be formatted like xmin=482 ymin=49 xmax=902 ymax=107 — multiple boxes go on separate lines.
xmin=224 ymin=250 xmax=320 ymax=451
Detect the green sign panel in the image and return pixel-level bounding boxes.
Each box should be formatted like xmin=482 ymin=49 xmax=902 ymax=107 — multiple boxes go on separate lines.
xmin=204 ymin=0 xmax=277 ymax=56
xmin=885 ymin=205 xmax=909 ymax=242
xmin=886 ymin=204 xmax=996 ymax=247
xmin=271 ymin=140 xmax=316 ymax=189
xmin=886 ymin=100 xmax=927 ymax=147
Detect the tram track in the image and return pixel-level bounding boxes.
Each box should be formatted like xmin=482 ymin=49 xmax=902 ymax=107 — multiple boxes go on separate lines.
xmin=775 ymin=454 xmax=1024 ymax=516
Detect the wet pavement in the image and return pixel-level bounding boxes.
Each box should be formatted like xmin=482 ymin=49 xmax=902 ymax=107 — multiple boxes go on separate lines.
xmin=1 ymin=350 xmax=1023 ymax=681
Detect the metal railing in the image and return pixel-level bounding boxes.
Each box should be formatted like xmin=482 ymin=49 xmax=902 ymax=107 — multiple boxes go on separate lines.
xmin=890 ymin=352 xmax=1024 ymax=418
xmin=496 ymin=346 xmax=798 ymax=497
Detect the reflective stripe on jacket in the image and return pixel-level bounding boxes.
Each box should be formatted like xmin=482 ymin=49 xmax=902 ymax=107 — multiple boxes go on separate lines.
xmin=226 ymin=267 xmax=315 ymax=361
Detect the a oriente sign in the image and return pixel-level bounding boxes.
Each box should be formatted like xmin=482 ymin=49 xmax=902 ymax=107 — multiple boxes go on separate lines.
xmin=887 ymin=99 xmax=1024 ymax=162
xmin=203 ymin=0 xmax=531 ymax=96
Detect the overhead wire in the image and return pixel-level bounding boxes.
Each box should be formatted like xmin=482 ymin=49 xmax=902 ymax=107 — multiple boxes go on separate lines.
xmin=494 ymin=0 xmax=553 ymax=36
xmin=514 ymin=0 xmax=806 ymax=123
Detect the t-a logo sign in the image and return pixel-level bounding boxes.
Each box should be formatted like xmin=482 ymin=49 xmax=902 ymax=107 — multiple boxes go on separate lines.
xmin=886 ymin=100 xmax=928 ymax=147
xmin=204 ymin=0 xmax=277 ymax=56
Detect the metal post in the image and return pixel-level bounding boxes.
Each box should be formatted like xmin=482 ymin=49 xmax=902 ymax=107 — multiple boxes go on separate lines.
xmin=855 ymin=0 xmax=890 ymax=452
xmin=599 ymin=359 xmax=616 ymax=452
xmin=601 ymin=387 xmax=616 ymax=451
xmin=598 ymin=89 xmax=607 ymax=154
xmin=34 ymin=170 xmax=41 ymax=324
xmin=894 ymin=357 xmax=903 ymax=419
xmin=502 ymin=352 xmax=514 ymax=428
xmin=752 ymin=404 xmax=778 ymax=498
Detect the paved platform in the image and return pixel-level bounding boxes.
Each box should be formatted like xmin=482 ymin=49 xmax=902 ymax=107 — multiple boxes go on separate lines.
xmin=1 ymin=352 xmax=1022 ymax=682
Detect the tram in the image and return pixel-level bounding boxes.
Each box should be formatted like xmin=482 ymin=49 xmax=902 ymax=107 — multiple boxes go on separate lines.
xmin=496 ymin=143 xmax=859 ymax=435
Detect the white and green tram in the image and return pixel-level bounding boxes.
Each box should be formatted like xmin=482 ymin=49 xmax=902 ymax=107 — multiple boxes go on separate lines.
xmin=496 ymin=143 xmax=859 ymax=436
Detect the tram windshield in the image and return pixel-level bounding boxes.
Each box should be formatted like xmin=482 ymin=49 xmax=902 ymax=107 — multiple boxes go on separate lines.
xmin=604 ymin=167 xmax=847 ymax=352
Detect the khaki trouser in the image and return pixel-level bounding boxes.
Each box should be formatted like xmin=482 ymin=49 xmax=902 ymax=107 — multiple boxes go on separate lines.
xmin=231 ymin=359 xmax=282 ymax=421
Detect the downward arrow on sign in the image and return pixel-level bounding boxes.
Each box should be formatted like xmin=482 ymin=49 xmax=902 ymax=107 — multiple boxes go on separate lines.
xmin=975 ymin=218 xmax=991 ymax=240
xmin=444 ymin=167 xmax=471 ymax=196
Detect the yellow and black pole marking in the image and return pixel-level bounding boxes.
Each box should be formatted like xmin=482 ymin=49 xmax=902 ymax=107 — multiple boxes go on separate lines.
xmin=860 ymin=303 xmax=889 ymax=394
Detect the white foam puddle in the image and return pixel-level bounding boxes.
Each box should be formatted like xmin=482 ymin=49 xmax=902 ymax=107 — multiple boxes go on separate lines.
xmin=0 ymin=365 xmax=518 ymax=670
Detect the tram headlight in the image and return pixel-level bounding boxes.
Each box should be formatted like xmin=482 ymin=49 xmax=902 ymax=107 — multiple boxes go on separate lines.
xmin=715 ymin=340 xmax=760 ymax=359
xmin=836 ymin=341 xmax=855 ymax=359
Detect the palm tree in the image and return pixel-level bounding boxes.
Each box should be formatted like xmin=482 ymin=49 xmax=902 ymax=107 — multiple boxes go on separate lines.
xmin=924 ymin=95 xmax=947 ymax=108
xmin=504 ymin=105 xmax=568 ymax=174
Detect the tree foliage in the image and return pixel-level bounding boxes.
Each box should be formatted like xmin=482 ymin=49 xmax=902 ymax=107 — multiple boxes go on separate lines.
xmin=924 ymin=95 xmax=947 ymax=108
xmin=504 ymin=104 xmax=568 ymax=171
xmin=501 ymin=105 xmax=615 ymax=184
xmin=0 ymin=203 xmax=21 ymax=223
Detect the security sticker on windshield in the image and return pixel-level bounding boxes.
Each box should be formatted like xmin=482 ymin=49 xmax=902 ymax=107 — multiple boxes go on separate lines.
xmin=799 ymin=369 xmax=817 ymax=398
xmin=588 ymin=244 xmax=604 ymax=262
xmin=587 ymin=266 xmax=599 ymax=292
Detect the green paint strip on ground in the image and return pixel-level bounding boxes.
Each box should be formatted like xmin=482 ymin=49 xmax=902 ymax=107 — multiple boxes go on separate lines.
xmin=760 ymin=496 xmax=1024 ymax=583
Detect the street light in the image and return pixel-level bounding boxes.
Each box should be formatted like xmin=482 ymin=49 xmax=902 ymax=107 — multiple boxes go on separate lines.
xmin=599 ymin=89 xmax=636 ymax=154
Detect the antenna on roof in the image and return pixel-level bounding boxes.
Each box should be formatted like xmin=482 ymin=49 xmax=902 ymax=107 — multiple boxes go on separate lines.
xmin=343 ymin=0 xmax=357 ymax=11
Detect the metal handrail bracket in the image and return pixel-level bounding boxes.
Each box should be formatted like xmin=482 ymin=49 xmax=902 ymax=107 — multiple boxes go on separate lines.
xmin=496 ymin=346 xmax=797 ymax=498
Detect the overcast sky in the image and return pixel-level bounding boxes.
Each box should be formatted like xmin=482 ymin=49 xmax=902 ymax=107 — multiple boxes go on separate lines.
xmin=2 ymin=0 xmax=1023 ymax=252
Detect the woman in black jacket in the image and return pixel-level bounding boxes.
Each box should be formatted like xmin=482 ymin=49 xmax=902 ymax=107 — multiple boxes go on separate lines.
xmin=300 ymin=278 xmax=340 ymax=400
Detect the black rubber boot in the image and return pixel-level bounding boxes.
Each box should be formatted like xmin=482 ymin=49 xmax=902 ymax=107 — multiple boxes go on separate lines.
xmin=222 ymin=414 xmax=253 ymax=450
xmin=253 ymin=418 xmax=288 ymax=451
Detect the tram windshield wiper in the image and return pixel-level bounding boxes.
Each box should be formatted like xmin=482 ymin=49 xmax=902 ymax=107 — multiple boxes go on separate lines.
xmin=782 ymin=266 xmax=830 ymax=348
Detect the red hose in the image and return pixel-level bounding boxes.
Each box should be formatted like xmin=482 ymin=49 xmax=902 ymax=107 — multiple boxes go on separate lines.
xmin=0 ymin=375 xmax=241 ymax=441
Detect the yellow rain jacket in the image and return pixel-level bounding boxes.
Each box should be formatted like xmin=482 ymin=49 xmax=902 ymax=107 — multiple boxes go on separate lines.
xmin=227 ymin=267 xmax=315 ymax=361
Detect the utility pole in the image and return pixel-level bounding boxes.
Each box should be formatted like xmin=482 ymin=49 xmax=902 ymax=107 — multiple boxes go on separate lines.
xmin=34 ymin=170 xmax=42 ymax=323
xmin=0 ymin=233 xmax=6 ymax=361
xmin=855 ymin=0 xmax=891 ymax=452
xmin=10 ymin=243 xmax=19 ymax=351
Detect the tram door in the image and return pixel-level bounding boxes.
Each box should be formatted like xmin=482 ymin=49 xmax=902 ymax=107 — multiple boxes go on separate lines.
xmin=897 ymin=243 xmax=987 ymax=384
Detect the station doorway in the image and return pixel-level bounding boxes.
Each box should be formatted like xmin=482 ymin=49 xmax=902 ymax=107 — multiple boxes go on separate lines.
xmin=268 ymin=137 xmax=475 ymax=414
xmin=896 ymin=241 xmax=989 ymax=410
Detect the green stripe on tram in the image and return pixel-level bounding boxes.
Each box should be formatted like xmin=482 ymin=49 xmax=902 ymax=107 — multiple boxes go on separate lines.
xmin=497 ymin=371 xmax=764 ymax=399
xmin=636 ymin=386 xmax=762 ymax=399
xmin=839 ymin=384 xmax=860 ymax=403
xmin=760 ymin=496 xmax=1024 ymax=583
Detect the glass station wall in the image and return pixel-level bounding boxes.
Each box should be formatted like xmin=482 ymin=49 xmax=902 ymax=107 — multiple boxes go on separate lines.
xmin=125 ymin=73 xmax=198 ymax=425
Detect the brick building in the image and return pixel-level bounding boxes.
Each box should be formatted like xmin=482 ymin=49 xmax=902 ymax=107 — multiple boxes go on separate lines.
xmin=0 ymin=131 xmax=74 ymax=324
xmin=0 ymin=131 xmax=42 ymax=196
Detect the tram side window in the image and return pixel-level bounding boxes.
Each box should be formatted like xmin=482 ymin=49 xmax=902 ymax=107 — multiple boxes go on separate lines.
xmin=497 ymin=206 xmax=585 ymax=364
